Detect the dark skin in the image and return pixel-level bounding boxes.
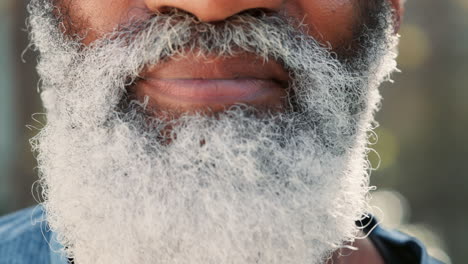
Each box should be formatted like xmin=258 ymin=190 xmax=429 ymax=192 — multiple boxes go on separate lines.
xmin=54 ymin=0 xmax=402 ymax=262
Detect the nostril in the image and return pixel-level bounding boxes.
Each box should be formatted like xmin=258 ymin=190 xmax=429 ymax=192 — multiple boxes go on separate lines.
xmin=238 ymin=8 xmax=276 ymax=18
xmin=152 ymin=6 xmax=198 ymax=19
xmin=154 ymin=6 xmax=178 ymax=15
xmin=145 ymin=0 xmax=282 ymax=23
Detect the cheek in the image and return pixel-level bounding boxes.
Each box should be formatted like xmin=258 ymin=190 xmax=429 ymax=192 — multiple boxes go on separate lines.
xmin=66 ymin=0 xmax=150 ymax=45
xmin=287 ymin=0 xmax=359 ymax=47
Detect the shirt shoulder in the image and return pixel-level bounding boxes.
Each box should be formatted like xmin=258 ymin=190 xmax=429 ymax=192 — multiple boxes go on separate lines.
xmin=360 ymin=216 xmax=446 ymax=264
xmin=0 ymin=206 xmax=51 ymax=264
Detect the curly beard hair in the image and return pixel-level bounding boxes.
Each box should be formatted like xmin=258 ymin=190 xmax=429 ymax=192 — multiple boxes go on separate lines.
xmin=28 ymin=0 xmax=398 ymax=263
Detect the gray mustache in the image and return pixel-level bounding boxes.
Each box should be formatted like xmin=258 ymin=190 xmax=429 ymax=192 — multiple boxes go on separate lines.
xmin=85 ymin=9 xmax=312 ymax=72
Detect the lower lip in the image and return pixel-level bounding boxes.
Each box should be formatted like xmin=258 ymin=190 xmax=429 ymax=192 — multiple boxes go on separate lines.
xmin=140 ymin=79 xmax=286 ymax=104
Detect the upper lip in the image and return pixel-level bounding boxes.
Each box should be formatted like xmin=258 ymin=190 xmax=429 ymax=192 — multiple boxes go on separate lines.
xmin=139 ymin=52 xmax=291 ymax=85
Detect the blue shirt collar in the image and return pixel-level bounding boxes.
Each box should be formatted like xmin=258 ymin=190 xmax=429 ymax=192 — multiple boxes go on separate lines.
xmin=49 ymin=231 xmax=69 ymax=264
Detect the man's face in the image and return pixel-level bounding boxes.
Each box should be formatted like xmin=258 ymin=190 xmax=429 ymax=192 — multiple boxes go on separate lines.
xmin=51 ymin=0 xmax=400 ymax=115
xmin=29 ymin=0 xmax=400 ymax=263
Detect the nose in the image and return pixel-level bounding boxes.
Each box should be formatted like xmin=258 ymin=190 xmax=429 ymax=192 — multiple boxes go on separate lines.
xmin=144 ymin=0 xmax=284 ymax=22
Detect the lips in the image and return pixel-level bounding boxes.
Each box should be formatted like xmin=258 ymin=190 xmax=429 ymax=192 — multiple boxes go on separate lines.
xmin=133 ymin=53 xmax=290 ymax=113
xmin=142 ymin=78 xmax=284 ymax=103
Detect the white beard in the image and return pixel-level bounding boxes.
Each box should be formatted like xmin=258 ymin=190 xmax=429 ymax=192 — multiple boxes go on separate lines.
xmin=28 ymin=1 xmax=398 ymax=263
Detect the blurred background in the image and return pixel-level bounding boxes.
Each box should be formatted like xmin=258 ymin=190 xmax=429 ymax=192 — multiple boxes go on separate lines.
xmin=0 ymin=0 xmax=466 ymax=263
